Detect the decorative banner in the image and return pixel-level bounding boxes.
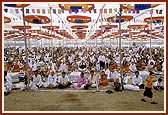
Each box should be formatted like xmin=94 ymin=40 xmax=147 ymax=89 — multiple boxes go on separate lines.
xmin=100 ymin=9 xmax=103 ymax=14
xmin=48 ymin=9 xmax=51 ymax=14
xmin=109 ymin=8 xmax=112 ymax=13
xmin=42 ymin=9 xmax=45 ymax=14
xmin=58 ymin=9 xmax=61 ymax=14
xmin=32 ymin=9 xmax=35 ymax=13
xmin=26 ymin=9 xmax=29 ymax=13
xmin=104 ymin=9 xmax=107 ymax=14
xmin=52 ymin=9 xmax=56 ymax=14
xmin=94 ymin=9 xmax=97 ymax=13
xmin=37 ymin=9 xmax=40 ymax=14
xmin=15 ymin=9 xmax=19 ymax=13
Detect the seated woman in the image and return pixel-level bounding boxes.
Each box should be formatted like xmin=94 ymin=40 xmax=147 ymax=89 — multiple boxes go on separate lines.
xmin=99 ymin=71 xmax=108 ymax=86
xmin=73 ymin=72 xmax=88 ymax=90
xmin=121 ymin=58 xmax=129 ymax=71
xmin=153 ymin=78 xmax=164 ymax=91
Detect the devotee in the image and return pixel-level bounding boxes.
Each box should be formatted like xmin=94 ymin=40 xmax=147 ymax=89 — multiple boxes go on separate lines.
xmin=153 ymin=78 xmax=164 ymax=91
xmin=31 ymin=70 xmax=43 ymax=88
xmin=99 ymin=71 xmax=108 ymax=86
xmin=59 ymin=60 xmax=68 ymax=73
xmin=129 ymin=61 xmax=137 ymax=73
xmin=78 ymin=60 xmax=87 ymax=72
xmin=43 ymin=71 xmax=58 ymax=88
xmin=4 ymin=71 xmax=12 ymax=95
xmin=73 ymin=72 xmax=88 ymax=90
xmin=58 ymin=72 xmax=72 ymax=89
xmin=132 ymin=71 xmax=144 ymax=89
xmin=87 ymin=70 xmax=99 ymax=88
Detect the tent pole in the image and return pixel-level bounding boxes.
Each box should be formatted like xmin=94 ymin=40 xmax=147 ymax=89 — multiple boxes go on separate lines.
xmin=22 ymin=4 xmax=29 ymax=85
xmin=150 ymin=10 xmax=153 ymax=60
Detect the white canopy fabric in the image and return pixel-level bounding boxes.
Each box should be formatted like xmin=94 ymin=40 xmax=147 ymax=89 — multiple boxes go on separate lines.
xmin=3 ymin=2 xmax=165 ymax=42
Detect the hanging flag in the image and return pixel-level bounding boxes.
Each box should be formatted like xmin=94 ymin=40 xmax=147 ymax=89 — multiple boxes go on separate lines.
xmin=69 ymin=9 xmax=72 ymax=14
xmin=109 ymin=8 xmax=112 ymax=13
xmin=132 ymin=9 xmax=136 ymax=14
xmin=100 ymin=9 xmax=103 ymax=14
xmin=159 ymin=10 xmax=163 ymax=14
xmin=15 ymin=9 xmax=19 ymax=13
xmin=48 ymin=9 xmax=51 ymax=14
xmin=156 ymin=9 xmax=158 ymax=14
xmin=124 ymin=9 xmax=127 ymax=13
xmin=37 ymin=9 xmax=40 ymax=14
xmin=128 ymin=9 xmax=131 ymax=13
xmin=32 ymin=9 xmax=35 ymax=13
xmin=94 ymin=9 xmax=97 ymax=13
xmin=82 ymin=9 xmax=86 ymax=13
xmin=26 ymin=9 xmax=29 ymax=13
xmin=136 ymin=10 xmax=139 ymax=14
xmin=150 ymin=9 xmax=153 ymax=14
xmin=114 ymin=8 xmax=117 ymax=12
xmin=10 ymin=9 xmax=14 ymax=13
xmin=4 ymin=8 xmax=8 ymax=13
xmin=42 ymin=9 xmax=45 ymax=14
xmin=61 ymin=9 xmax=64 ymax=13
xmin=104 ymin=9 xmax=107 ymax=14
xmin=53 ymin=9 xmax=56 ymax=14
xmin=58 ymin=9 xmax=61 ymax=14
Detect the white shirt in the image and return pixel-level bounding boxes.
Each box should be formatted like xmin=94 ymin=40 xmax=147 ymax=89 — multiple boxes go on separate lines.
xmin=104 ymin=69 xmax=111 ymax=80
xmin=153 ymin=81 xmax=163 ymax=87
xmin=58 ymin=76 xmax=70 ymax=84
xmin=32 ymin=74 xmax=42 ymax=86
xmin=98 ymin=55 xmax=106 ymax=62
xmin=132 ymin=75 xmax=143 ymax=85
xmin=47 ymin=74 xmax=57 ymax=85
xmin=88 ymin=74 xmax=98 ymax=84
xmin=129 ymin=63 xmax=137 ymax=72
xmin=110 ymin=70 xmax=119 ymax=82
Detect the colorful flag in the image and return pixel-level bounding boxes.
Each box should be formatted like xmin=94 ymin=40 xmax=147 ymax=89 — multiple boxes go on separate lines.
xmin=150 ymin=9 xmax=153 ymax=14
xmin=48 ymin=9 xmax=51 ymax=14
xmin=4 ymin=8 xmax=8 ymax=13
xmin=69 ymin=9 xmax=72 ymax=14
xmin=32 ymin=9 xmax=35 ymax=13
xmin=128 ymin=9 xmax=131 ymax=13
xmin=94 ymin=9 xmax=97 ymax=13
xmin=53 ymin=9 xmax=56 ymax=14
xmin=159 ymin=10 xmax=163 ymax=14
xmin=124 ymin=9 xmax=127 ymax=13
xmin=15 ymin=9 xmax=19 ymax=13
xmin=100 ymin=9 xmax=103 ymax=14
xmin=104 ymin=9 xmax=107 ymax=14
xmin=26 ymin=9 xmax=29 ymax=13
xmin=42 ymin=9 xmax=45 ymax=14
xmin=109 ymin=8 xmax=112 ymax=13
xmin=61 ymin=9 xmax=64 ymax=13
xmin=37 ymin=9 xmax=40 ymax=14
xmin=114 ymin=8 xmax=117 ymax=12
xmin=58 ymin=9 xmax=61 ymax=14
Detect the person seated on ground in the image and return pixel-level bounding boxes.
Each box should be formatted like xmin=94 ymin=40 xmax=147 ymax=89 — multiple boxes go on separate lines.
xmin=78 ymin=60 xmax=87 ymax=72
xmin=109 ymin=68 xmax=119 ymax=82
xmin=139 ymin=67 xmax=149 ymax=79
xmin=31 ymin=70 xmax=43 ymax=88
xmin=132 ymin=71 xmax=144 ymax=89
xmin=87 ymin=70 xmax=99 ymax=88
xmin=103 ymin=65 xmax=111 ymax=80
xmin=58 ymin=72 xmax=72 ymax=89
xmin=122 ymin=71 xmax=129 ymax=85
xmin=147 ymin=62 xmax=155 ymax=72
xmin=71 ymin=60 xmax=78 ymax=71
xmin=12 ymin=61 xmax=20 ymax=72
xmin=129 ymin=61 xmax=137 ymax=73
xmin=121 ymin=58 xmax=129 ymax=71
xmin=73 ymin=72 xmax=88 ymax=90
xmin=43 ymin=71 xmax=58 ymax=89
xmin=153 ymin=78 xmax=164 ymax=91
xmin=19 ymin=68 xmax=25 ymax=82
xmin=4 ymin=71 xmax=12 ymax=95
xmin=99 ymin=71 xmax=109 ymax=86
xmin=59 ymin=61 xmax=68 ymax=73
xmin=29 ymin=77 xmax=38 ymax=90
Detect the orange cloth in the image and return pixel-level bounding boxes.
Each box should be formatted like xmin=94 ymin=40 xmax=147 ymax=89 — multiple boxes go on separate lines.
xmin=145 ymin=76 xmax=153 ymax=88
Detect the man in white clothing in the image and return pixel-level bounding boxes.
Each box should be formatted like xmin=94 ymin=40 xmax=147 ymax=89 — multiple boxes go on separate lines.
xmin=4 ymin=71 xmax=12 ymax=95
xmin=59 ymin=61 xmax=68 ymax=73
xmin=132 ymin=71 xmax=144 ymax=89
xmin=87 ymin=70 xmax=98 ymax=88
xmin=32 ymin=71 xmax=43 ymax=87
xmin=58 ymin=72 xmax=71 ymax=89
xmin=129 ymin=62 xmax=137 ymax=72
xmin=43 ymin=71 xmax=58 ymax=88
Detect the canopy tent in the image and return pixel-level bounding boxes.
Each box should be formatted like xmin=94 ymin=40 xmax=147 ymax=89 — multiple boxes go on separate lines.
xmin=3 ymin=2 xmax=165 ymax=47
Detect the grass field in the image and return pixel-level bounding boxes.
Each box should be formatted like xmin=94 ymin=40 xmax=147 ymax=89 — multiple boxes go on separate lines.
xmin=4 ymin=88 xmax=165 ymax=112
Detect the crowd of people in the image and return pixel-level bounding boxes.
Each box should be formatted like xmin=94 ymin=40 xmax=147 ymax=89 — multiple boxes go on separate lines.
xmin=4 ymin=45 xmax=164 ymax=100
